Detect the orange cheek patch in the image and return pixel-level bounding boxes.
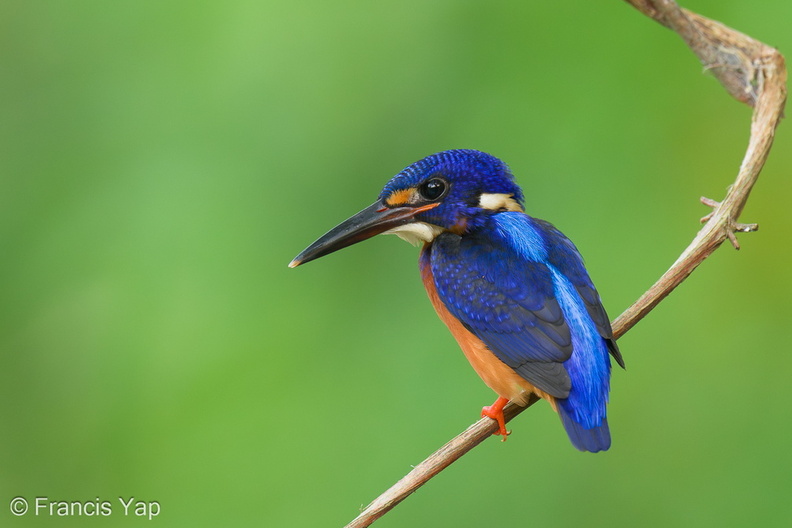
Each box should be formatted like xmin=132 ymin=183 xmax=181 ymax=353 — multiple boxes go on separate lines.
xmin=385 ymin=189 xmax=414 ymax=206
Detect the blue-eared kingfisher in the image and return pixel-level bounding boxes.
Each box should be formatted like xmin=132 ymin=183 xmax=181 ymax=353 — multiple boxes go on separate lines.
xmin=289 ymin=149 xmax=624 ymax=452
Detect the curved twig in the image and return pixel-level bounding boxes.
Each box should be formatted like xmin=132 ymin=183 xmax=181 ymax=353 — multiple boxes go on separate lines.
xmin=614 ymin=0 xmax=787 ymax=338
xmin=343 ymin=2 xmax=786 ymax=527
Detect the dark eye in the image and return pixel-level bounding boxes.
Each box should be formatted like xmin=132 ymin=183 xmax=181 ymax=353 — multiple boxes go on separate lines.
xmin=418 ymin=178 xmax=447 ymax=201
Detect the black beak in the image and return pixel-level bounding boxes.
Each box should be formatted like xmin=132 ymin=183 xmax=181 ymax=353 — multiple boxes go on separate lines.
xmin=289 ymin=201 xmax=437 ymax=268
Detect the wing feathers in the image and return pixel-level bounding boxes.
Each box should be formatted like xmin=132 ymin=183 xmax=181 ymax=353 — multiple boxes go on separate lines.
xmin=428 ymin=213 xmax=620 ymax=399
xmin=430 ymin=228 xmax=574 ymax=397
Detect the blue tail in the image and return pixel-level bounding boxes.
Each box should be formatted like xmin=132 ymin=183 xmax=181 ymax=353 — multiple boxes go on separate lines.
xmin=558 ymin=404 xmax=611 ymax=453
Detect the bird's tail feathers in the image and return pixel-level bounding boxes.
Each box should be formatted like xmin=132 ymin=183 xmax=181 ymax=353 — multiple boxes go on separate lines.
xmin=557 ymin=405 xmax=611 ymax=453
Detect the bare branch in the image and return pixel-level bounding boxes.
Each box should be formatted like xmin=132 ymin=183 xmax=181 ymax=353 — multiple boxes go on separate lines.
xmin=344 ymin=395 xmax=540 ymax=528
xmin=343 ymin=2 xmax=786 ymax=526
xmin=615 ymin=0 xmax=786 ymax=338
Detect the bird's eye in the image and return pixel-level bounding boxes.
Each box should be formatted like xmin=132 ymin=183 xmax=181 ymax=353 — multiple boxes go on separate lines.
xmin=418 ymin=178 xmax=447 ymax=201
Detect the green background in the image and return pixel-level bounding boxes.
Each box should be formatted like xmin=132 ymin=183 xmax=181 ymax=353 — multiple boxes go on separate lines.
xmin=2 ymin=1 xmax=791 ymax=526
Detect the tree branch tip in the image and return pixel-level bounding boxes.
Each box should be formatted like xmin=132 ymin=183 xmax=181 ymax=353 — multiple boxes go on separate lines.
xmin=700 ymin=196 xmax=722 ymax=223
xmin=726 ymin=230 xmax=741 ymax=250
xmin=735 ymin=222 xmax=759 ymax=233
xmin=727 ymin=221 xmax=758 ymax=249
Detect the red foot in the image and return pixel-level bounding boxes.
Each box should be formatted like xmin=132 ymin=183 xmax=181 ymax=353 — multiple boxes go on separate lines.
xmin=481 ymin=397 xmax=510 ymax=441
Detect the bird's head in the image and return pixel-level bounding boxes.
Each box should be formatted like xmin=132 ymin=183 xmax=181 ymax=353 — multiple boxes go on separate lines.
xmin=289 ymin=149 xmax=525 ymax=267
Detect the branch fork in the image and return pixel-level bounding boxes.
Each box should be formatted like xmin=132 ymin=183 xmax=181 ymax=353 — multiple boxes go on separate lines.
xmin=699 ymin=196 xmax=758 ymax=250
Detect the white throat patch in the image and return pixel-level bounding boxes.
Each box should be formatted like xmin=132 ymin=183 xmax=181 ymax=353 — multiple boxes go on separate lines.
xmin=478 ymin=193 xmax=523 ymax=212
xmin=383 ymin=222 xmax=445 ymax=246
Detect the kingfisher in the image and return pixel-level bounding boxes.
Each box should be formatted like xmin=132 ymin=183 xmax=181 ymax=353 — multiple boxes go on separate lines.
xmin=289 ymin=149 xmax=624 ymax=452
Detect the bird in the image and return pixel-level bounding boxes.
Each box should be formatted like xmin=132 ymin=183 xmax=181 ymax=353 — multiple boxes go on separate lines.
xmin=289 ymin=149 xmax=624 ymax=452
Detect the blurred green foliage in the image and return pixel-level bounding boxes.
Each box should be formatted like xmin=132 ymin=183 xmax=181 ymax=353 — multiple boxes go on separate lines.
xmin=2 ymin=1 xmax=791 ymax=526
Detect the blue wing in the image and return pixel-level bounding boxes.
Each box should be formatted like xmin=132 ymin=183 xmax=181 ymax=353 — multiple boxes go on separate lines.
xmin=537 ymin=218 xmax=624 ymax=368
xmin=427 ymin=212 xmax=621 ymax=399
xmin=428 ymin=216 xmax=572 ymax=397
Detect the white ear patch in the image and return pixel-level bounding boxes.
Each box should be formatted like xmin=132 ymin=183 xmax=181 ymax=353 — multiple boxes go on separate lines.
xmin=383 ymin=222 xmax=445 ymax=246
xmin=478 ymin=193 xmax=523 ymax=212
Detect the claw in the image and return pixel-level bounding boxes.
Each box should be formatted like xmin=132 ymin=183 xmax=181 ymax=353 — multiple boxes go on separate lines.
xmin=481 ymin=397 xmax=511 ymax=441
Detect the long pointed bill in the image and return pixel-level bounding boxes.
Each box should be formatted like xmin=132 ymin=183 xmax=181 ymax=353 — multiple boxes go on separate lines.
xmin=289 ymin=201 xmax=439 ymax=268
